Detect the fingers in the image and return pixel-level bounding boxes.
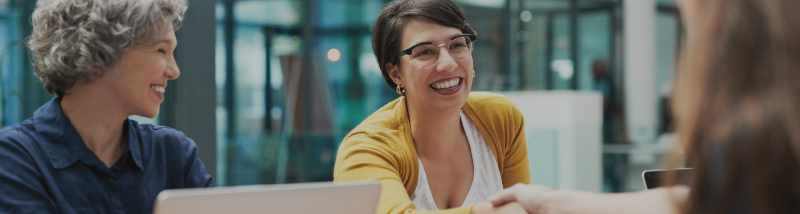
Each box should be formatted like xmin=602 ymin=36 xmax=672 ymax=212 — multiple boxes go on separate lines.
xmin=497 ymin=201 xmax=529 ymax=214
xmin=488 ymin=183 xmax=526 ymax=206
xmin=487 ymin=190 xmax=514 ymax=207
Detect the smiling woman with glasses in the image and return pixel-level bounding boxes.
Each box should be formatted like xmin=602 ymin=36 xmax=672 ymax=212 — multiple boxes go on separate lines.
xmin=333 ymin=0 xmax=530 ymax=214
xmin=398 ymin=34 xmax=477 ymax=67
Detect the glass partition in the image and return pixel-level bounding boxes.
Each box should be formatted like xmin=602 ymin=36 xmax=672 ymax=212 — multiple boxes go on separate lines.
xmin=214 ymin=0 xmax=684 ymax=193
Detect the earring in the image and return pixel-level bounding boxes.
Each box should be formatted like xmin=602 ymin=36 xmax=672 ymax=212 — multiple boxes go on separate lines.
xmin=473 ymin=70 xmax=476 ymax=77
xmin=395 ymin=85 xmax=406 ymax=96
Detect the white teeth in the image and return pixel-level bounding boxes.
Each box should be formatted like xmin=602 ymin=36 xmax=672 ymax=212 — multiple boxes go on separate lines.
xmin=430 ymin=78 xmax=461 ymax=90
xmin=151 ymin=85 xmax=165 ymax=94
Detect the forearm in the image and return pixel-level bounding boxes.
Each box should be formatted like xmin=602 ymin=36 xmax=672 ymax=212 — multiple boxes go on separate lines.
xmin=544 ymin=186 xmax=688 ymax=214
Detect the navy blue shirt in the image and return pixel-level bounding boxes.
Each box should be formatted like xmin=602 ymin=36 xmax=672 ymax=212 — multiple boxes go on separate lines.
xmin=0 ymin=98 xmax=214 ymax=213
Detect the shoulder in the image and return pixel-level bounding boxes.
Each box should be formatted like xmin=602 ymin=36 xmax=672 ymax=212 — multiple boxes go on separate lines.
xmin=0 ymin=120 xmax=46 ymax=175
xmin=344 ymin=97 xmax=406 ymax=147
xmin=337 ymin=97 xmax=411 ymax=162
xmin=340 ymin=126 xmax=406 ymax=160
xmin=464 ymin=92 xmax=526 ymax=153
xmin=340 ymin=131 xmax=403 ymax=154
xmin=466 ymin=92 xmax=524 ymax=124
xmin=135 ymin=122 xmax=197 ymax=151
xmin=335 ymin=124 xmax=413 ymax=185
xmin=467 ymin=92 xmax=520 ymax=111
xmin=0 ymin=120 xmax=41 ymax=154
xmin=137 ymin=123 xmax=188 ymax=141
xmin=352 ymin=98 xmax=403 ymax=131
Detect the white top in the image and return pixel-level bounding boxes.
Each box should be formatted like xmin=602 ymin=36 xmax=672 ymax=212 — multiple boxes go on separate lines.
xmin=411 ymin=110 xmax=504 ymax=211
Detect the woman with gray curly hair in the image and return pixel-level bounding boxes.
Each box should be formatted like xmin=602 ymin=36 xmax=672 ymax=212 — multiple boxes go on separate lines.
xmin=0 ymin=0 xmax=214 ymax=213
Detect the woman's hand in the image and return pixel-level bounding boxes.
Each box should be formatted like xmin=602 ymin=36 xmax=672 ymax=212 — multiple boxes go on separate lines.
xmin=471 ymin=201 xmax=527 ymax=214
xmin=488 ymin=183 xmax=691 ymax=214
xmin=487 ymin=183 xmax=554 ymax=213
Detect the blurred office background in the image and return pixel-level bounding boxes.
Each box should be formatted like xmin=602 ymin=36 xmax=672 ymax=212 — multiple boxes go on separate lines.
xmin=0 ymin=0 xmax=681 ymax=193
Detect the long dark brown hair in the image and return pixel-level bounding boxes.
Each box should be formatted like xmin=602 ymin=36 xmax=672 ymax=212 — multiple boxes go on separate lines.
xmin=666 ymin=0 xmax=800 ymax=213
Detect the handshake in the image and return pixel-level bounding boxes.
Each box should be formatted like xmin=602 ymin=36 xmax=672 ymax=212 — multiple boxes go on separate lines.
xmin=473 ymin=183 xmax=688 ymax=214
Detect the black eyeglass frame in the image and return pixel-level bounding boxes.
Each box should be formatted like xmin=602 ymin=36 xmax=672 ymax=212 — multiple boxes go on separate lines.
xmin=396 ymin=34 xmax=478 ymax=59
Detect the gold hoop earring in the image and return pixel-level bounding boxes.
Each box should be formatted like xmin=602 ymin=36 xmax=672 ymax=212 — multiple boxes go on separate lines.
xmin=395 ymin=85 xmax=406 ymax=96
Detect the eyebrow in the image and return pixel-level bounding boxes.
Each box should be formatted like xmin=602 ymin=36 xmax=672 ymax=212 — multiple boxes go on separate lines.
xmin=160 ymin=39 xmax=177 ymax=45
xmin=407 ymin=33 xmax=466 ymax=48
xmin=149 ymin=38 xmax=176 ymax=48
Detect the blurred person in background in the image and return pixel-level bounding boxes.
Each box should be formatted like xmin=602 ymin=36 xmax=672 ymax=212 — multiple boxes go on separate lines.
xmin=488 ymin=0 xmax=800 ymax=213
xmin=591 ymin=59 xmax=616 ymax=144
xmin=334 ymin=0 xmax=530 ymax=213
xmin=0 ymin=0 xmax=214 ymax=213
xmin=592 ymin=59 xmax=629 ymax=193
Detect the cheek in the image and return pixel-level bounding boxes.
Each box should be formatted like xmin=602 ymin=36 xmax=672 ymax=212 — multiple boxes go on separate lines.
xmin=457 ymin=58 xmax=474 ymax=73
xmin=457 ymin=55 xmax=474 ymax=65
xmin=146 ymin=58 xmax=169 ymax=76
xmin=399 ymin=64 xmax=424 ymax=85
xmin=459 ymin=58 xmax=475 ymax=85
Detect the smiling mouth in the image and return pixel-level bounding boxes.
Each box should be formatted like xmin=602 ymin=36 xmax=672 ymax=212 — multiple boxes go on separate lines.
xmin=151 ymin=85 xmax=165 ymax=94
xmin=430 ymin=78 xmax=462 ymax=91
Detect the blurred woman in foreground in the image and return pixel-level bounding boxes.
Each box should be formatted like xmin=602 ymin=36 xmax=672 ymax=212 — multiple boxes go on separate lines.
xmin=489 ymin=0 xmax=800 ymax=213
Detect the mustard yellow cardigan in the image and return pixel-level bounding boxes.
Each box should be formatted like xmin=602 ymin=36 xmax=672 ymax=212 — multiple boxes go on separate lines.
xmin=333 ymin=92 xmax=531 ymax=214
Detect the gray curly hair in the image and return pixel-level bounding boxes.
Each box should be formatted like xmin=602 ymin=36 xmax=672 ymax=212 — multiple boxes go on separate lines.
xmin=27 ymin=0 xmax=188 ymax=97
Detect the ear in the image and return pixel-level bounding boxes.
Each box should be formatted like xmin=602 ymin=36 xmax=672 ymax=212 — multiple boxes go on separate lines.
xmin=386 ymin=63 xmax=403 ymax=86
xmin=91 ymin=68 xmax=105 ymax=79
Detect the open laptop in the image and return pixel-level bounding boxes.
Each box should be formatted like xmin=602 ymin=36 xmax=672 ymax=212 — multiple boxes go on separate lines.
xmin=642 ymin=168 xmax=693 ymax=190
xmin=153 ymin=181 xmax=381 ymax=214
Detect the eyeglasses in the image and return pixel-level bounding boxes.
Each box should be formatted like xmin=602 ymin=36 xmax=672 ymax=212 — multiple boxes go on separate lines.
xmin=397 ymin=34 xmax=476 ymax=67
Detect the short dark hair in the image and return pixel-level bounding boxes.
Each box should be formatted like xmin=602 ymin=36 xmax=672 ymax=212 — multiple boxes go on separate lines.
xmin=372 ymin=0 xmax=476 ymax=90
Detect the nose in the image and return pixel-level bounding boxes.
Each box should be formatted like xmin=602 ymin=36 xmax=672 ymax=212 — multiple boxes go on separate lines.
xmin=435 ymin=45 xmax=457 ymax=73
xmin=165 ymin=55 xmax=180 ymax=80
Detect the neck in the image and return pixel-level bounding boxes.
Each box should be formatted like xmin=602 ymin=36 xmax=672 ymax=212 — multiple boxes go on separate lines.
xmin=406 ymin=99 xmax=464 ymax=156
xmin=60 ymin=85 xmax=128 ymax=168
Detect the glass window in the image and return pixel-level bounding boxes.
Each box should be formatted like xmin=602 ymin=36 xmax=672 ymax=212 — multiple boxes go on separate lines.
xmin=213 ymin=0 xmax=681 ymax=194
xmin=1 ymin=1 xmax=51 ymax=127
xmin=216 ymin=0 xmax=389 ymax=186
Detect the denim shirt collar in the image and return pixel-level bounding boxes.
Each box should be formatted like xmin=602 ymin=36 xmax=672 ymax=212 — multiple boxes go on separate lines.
xmin=34 ymin=97 xmax=143 ymax=170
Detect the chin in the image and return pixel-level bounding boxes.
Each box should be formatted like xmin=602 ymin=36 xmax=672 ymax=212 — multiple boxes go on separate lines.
xmin=137 ymin=108 xmax=160 ymax=119
xmin=438 ymin=95 xmax=468 ymax=112
xmin=451 ymin=89 xmax=470 ymax=109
